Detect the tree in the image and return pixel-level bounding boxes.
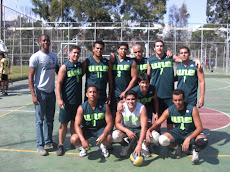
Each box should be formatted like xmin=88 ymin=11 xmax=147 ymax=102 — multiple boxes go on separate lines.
xmin=207 ymin=0 xmax=230 ymax=24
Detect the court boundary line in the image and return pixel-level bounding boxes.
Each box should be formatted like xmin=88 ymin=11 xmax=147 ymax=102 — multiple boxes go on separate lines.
xmin=0 ymin=148 xmax=229 ymax=157
xmin=0 ymin=102 xmax=33 ymax=118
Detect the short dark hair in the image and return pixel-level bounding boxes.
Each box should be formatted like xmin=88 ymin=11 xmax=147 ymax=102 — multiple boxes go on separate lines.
xmin=118 ymin=42 xmax=129 ymax=49
xmin=138 ymin=73 xmax=150 ymax=83
xmin=94 ymin=41 xmax=104 ymax=48
xmin=172 ymin=89 xmax=185 ymax=99
xmin=0 ymin=52 xmax=5 ymax=57
xmin=179 ymin=46 xmax=190 ymax=54
xmin=154 ymin=39 xmax=165 ymax=47
xmin=125 ymin=90 xmax=137 ymax=98
xmin=70 ymin=45 xmax=81 ymax=52
xmin=40 ymin=34 xmax=50 ymax=41
xmin=87 ymin=85 xmax=98 ymax=92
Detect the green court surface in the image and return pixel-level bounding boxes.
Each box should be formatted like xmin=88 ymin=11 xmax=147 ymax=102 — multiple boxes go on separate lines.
xmin=0 ymin=75 xmax=230 ymax=172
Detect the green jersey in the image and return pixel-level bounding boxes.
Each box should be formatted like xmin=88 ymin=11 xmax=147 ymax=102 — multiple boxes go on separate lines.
xmin=85 ymin=56 xmax=109 ymax=101
xmin=135 ymin=57 xmax=148 ymax=75
xmin=62 ymin=60 xmax=82 ymax=105
xmin=168 ymin=103 xmax=195 ymax=134
xmin=177 ymin=61 xmax=198 ymax=106
xmin=112 ymin=56 xmax=134 ymax=97
xmin=131 ymin=85 xmax=156 ymax=116
xmin=81 ymin=100 xmax=107 ymax=130
xmin=1 ymin=57 xmax=10 ymax=74
xmin=148 ymin=54 xmax=174 ymax=99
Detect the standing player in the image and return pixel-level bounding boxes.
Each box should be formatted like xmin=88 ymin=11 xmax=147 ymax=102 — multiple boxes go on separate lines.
xmin=147 ymin=40 xmax=181 ymax=131
xmin=56 ymin=46 xmax=83 ymax=156
xmin=146 ymin=89 xmax=208 ymax=163
xmin=177 ymin=46 xmax=205 ymax=108
xmin=112 ymin=90 xmax=149 ymax=157
xmin=0 ymin=52 xmax=11 ymax=95
xmin=70 ymin=86 xmax=114 ymax=158
xmin=132 ymin=44 xmax=148 ymax=74
xmin=29 ymin=34 xmax=59 ymax=156
xmin=82 ymin=41 xmax=113 ymax=104
xmin=110 ymin=42 xmax=138 ymax=116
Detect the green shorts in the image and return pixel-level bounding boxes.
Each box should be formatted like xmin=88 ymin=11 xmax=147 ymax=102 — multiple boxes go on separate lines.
xmin=168 ymin=128 xmax=194 ymax=145
xmin=82 ymin=127 xmax=110 ymax=140
xmin=59 ymin=103 xmax=80 ymax=123
xmin=158 ymin=97 xmax=173 ymax=124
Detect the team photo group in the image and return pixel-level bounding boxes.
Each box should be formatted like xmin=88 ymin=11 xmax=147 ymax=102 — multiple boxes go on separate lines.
xmin=28 ymin=34 xmax=208 ymax=165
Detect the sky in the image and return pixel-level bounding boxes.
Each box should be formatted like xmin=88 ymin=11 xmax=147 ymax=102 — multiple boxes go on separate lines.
xmin=4 ymin=0 xmax=207 ymax=24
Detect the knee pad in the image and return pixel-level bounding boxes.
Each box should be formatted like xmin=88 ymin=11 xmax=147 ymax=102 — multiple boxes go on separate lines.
xmin=112 ymin=130 xmax=123 ymax=143
xmin=195 ymin=138 xmax=208 ymax=151
xmin=159 ymin=135 xmax=170 ymax=146
xmin=150 ymin=131 xmax=160 ymax=144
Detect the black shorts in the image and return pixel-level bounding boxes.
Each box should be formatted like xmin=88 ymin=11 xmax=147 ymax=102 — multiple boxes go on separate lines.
xmin=59 ymin=103 xmax=80 ymax=123
xmin=158 ymin=97 xmax=173 ymax=124
xmin=1 ymin=74 xmax=8 ymax=81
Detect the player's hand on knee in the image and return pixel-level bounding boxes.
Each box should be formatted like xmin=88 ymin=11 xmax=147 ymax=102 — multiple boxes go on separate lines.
xmin=126 ymin=130 xmax=137 ymax=140
xmin=182 ymin=137 xmax=191 ymax=151
xmin=146 ymin=130 xmax=152 ymax=143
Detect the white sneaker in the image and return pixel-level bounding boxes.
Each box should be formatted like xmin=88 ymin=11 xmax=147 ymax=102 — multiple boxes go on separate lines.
xmin=79 ymin=146 xmax=87 ymax=157
xmin=191 ymin=149 xmax=199 ymax=163
xmin=120 ymin=144 xmax=130 ymax=157
xmin=99 ymin=143 xmax=109 ymax=158
xmin=141 ymin=142 xmax=151 ymax=157
xmin=174 ymin=145 xmax=181 ymax=159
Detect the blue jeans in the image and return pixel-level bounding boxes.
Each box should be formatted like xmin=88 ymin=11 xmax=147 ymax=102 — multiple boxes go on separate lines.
xmin=35 ymin=89 xmax=56 ymax=149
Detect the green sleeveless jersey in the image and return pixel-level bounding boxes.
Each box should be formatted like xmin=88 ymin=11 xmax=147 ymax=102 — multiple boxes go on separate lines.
xmin=112 ymin=56 xmax=134 ymax=97
xmin=131 ymin=85 xmax=156 ymax=116
xmin=168 ymin=103 xmax=195 ymax=134
xmin=81 ymin=100 xmax=107 ymax=130
xmin=1 ymin=58 xmax=10 ymax=74
xmin=135 ymin=57 xmax=148 ymax=75
xmin=147 ymin=54 xmax=174 ymax=99
xmin=177 ymin=61 xmax=198 ymax=106
xmin=85 ymin=56 xmax=109 ymax=101
xmin=61 ymin=60 xmax=82 ymax=105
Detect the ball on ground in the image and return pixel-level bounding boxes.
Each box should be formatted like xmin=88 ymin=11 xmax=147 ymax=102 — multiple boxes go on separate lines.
xmin=130 ymin=153 xmax=144 ymax=166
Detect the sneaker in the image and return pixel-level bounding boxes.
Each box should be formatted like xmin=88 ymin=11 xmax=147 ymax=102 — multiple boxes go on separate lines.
xmin=79 ymin=146 xmax=87 ymax=157
xmin=106 ymin=144 xmax=113 ymax=150
xmin=56 ymin=144 xmax=64 ymax=156
xmin=142 ymin=142 xmax=151 ymax=157
xmin=191 ymin=149 xmax=199 ymax=163
xmin=174 ymin=145 xmax=181 ymax=159
xmin=4 ymin=92 xmax=8 ymax=95
xmin=37 ymin=148 xmax=48 ymax=156
xmin=45 ymin=142 xmax=58 ymax=149
xmin=99 ymin=143 xmax=109 ymax=158
xmin=120 ymin=144 xmax=130 ymax=157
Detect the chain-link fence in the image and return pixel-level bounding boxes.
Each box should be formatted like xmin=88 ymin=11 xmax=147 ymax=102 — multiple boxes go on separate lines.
xmin=2 ymin=5 xmax=230 ymax=77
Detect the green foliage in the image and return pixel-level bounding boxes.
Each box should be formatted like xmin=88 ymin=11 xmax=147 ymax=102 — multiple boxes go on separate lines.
xmin=207 ymin=0 xmax=230 ymax=24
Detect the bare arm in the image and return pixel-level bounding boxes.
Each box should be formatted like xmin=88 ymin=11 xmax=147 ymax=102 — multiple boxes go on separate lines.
xmin=197 ymin=67 xmax=205 ymax=108
xmin=119 ymin=61 xmax=138 ymax=98
xmin=106 ymin=61 xmax=113 ymax=105
xmin=56 ymin=65 xmax=66 ymax=108
xmin=147 ymin=60 xmax=151 ymax=75
xmin=96 ymin=104 xmax=114 ymax=145
xmin=75 ymin=106 xmax=90 ymax=150
xmin=28 ymin=68 xmax=38 ymax=105
xmin=134 ymin=106 xmax=148 ymax=156
xmin=152 ymin=89 xmax=159 ymax=123
xmin=173 ymin=55 xmax=182 ymax=63
xmin=82 ymin=60 xmax=86 ymax=76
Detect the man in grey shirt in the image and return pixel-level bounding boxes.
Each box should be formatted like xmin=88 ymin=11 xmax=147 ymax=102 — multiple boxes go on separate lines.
xmin=28 ymin=34 xmax=59 ymax=156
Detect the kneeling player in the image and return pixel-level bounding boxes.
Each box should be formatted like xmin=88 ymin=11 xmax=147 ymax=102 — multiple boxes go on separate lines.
xmin=112 ymin=90 xmax=150 ymax=157
xmin=70 ymin=86 xmax=114 ymax=158
xmin=146 ymin=89 xmax=208 ymax=163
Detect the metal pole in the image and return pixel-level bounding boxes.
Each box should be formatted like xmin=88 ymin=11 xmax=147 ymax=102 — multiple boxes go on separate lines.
xmin=94 ymin=22 xmax=96 ymax=41
xmin=223 ymin=46 xmax=225 ymax=70
xmin=147 ymin=22 xmax=150 ymax=57
xmin=201 ymin=26 xmax=203 ymax=63
xmin=215 ymin=47 xmax=218 ymax=68
xmin=226 ymin=24 xmax=229 ymax=74
xmin=0 ymin=0 xmax=2 ymax=40
xmin=174 ymin=27 xmax=176 ymax=54
xmin=20 ymin=15 xmax=22 ymax=77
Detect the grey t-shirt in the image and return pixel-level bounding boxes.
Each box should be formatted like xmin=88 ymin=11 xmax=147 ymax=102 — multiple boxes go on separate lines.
xmin=29 ymin=50 xmax=58 ymax=93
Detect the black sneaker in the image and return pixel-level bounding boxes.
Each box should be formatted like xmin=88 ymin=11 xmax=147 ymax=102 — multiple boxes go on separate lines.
xmin=56 ymin=144 xmax=64 ymax=156
xmin=45 ymin=142 xmax=58 ymax=149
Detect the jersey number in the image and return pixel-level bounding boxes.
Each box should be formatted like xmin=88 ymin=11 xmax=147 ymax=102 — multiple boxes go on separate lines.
xmin=117 ymin=71 xmax=121 ymax=77
xmin=97 ymin=72 xmax=102 ymax=78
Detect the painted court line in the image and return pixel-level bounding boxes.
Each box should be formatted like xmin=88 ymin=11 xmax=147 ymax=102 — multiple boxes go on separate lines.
xmin=0 ymin=148 xmax=229 ymax=157
xmin=0 ymin=102 xmax=33 ymax=118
